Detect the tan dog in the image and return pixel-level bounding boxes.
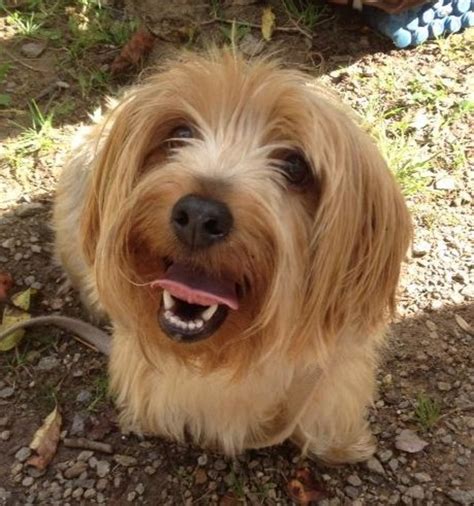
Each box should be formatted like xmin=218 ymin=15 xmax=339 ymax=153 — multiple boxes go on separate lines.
xmin=53 ymin=51 xmax=411 ymax=464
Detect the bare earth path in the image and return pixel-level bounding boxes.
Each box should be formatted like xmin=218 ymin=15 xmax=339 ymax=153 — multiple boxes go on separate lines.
xmin=0 ymin=1 xmax=472 ymax=505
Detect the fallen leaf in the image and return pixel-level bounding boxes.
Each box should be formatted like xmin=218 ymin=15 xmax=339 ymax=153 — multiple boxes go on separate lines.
xmin=287 ymin=467 xmax=327 ymax=505
xmin=27 ymin=406 xmax=62 ymax=470
xmin=0 ymin=306 xmax=30 ymax=351
xmin=0 ymin=272 xmax=13 ymax=301
xmin=454 ymin=314 xmax=472 ymax=335
xmin=395 ymin=429 xmax=428 ymax=453
xmin=261 ymin=7 xmax=276 ymax=41
xmin=0 ymin=287 xmax=34 ymax=351
xmin=111 ymin=26 xmax=155 ymax=75
xmin=12 ymin=286 xmax=34 ymax=310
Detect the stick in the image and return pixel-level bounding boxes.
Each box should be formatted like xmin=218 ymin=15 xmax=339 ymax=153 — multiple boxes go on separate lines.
xmin=63 ymin=438 xmax=113 ymax=454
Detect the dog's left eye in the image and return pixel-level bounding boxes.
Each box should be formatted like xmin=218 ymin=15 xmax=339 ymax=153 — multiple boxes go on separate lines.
xmin=166 ymin=125 xmax=194 ymax=148
xmin=279 ymin=152 xmax=312 ymax=187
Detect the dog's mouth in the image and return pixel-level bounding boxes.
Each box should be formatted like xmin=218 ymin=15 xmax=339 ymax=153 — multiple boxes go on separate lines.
xmin=151 ymin=263 xmax=239 ymax=343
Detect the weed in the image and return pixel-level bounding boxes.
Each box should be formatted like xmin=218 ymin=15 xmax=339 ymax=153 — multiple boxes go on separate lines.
xmin=87 ymin=374 xmax=109 ymax=412
xmin=415 ymin=393 xmax=441 ymax=431
xmin=4 ymin=9 xmax=43 ymax=37
xmin=0 ymin=62 xmax=11 ymax=106
xmin=283 ymin=0 xmax=328 ymax=31
xmin=220 ymin=20 xmax=250 ymax=49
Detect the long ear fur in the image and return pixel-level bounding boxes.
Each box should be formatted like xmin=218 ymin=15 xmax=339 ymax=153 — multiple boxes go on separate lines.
xmin=298 ymin=99 xmax=412 ymax=356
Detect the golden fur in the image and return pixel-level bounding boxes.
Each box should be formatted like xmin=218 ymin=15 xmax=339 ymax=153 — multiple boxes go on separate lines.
xmin=53 ymin=51 xmax=411 ymax=463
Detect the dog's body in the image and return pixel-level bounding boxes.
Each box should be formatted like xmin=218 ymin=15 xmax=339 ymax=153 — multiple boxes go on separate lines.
xmin=54 ymin=52 xmax=411 ymax=464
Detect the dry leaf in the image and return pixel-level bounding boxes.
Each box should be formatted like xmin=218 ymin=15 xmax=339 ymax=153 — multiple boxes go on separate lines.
xmin=395 ymin=429 xmax=428 ymax=453
xmin=287 ymin=467 xmax=326 ymax=505
xmin=0 ymin=272 xmax=13 ymax=301
xmin=111 ymin=26 xmax=155 ymax=75
xmin=454 ymin=314 xmax=472 ymax=335
xmin=0 ymin=287 xmax=33 ymax=351
xmin=27 ymin=406 xmax=62 ymax=470
xmin=261 ymin=7 xmax=276 ymax=41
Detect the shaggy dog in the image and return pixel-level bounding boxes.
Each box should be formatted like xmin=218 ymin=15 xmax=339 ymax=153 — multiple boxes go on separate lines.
xmin=53 ymin=52 xmax=411 ymax=464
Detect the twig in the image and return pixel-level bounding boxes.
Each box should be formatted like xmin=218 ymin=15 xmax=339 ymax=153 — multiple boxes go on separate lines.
xmin=63 ymin=438 xmax=113 ymax=454
xmin=1 ymin=48 xmax=45 ymax=73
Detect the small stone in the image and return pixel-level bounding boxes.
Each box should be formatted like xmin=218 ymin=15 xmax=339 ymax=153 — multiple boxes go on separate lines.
xmin=197 ymin=454 xmax=208 ymax=466
xmin=412 ymin=240 xmax=431 ymax=257
xmin=84 ymin=489 xmax=96 ymax=499
xmin=15 ymin=447 xmax=32 ymax=462
xmin=0 ymin=387 xmax=14 ymax=399
xmin=437 ymin=381 xmax=452 ymax=391
xmin=20 ymin=42 xmax=46 ymax=58
xmin=388 ymin=458 xmax=399 ymax=473
xmin=70 ymin=413 xmax=86 ymax=436
xmin=136 ymin=483 xmax=145 ymax=495
xmin=76 ymin=390 xmax=92 ymax=404
xmin=96 ymin=478 xmax=107 ymax=491
xmin=239 ymin=33 xmax=265 ymax=57
xmin=347 ymin=474 xmax=362 ymax=487
xmin=37 ymin=356 xmax=59 ymax=372
xmin=214 ymin=459 xmax=227 ymax=471
xmin=0 ymin=488 xmax=12 ymax=502
xmin=113 ymin=454 xmax=137 ymax=467
xmin=434 ymin=175 xmax=457 ymax=191
xmin=72 ymin=487 xmax=84 ymax=499
xmin=95 ymin=460 xmax=110 ymax=478
xmin=460 ymin=284 xmax=474 ymax=299
xmin=447 ymin=489 xmax=474 ymax=505
xmin=77 ymin=450 xmax=94 ymax=462
xmin=64 ymin=461 xmax=88 ymax=479
xmin=405 ymin=485 xmax=424 ymax=500
xmin=22 ymin=476 xmax=34 ymax=487
xmin=366 ymin=457 xmax=385 ymax=475
xmin=414 ymin=472 xmax=431 ymax=483
xmin=31 ymin=245 xmax=42 ymax=254
xmin=395 ymin=429 xmax=428 ymax=453
xmin=0 ymin=416 xmax=9 ymax=427
xmin=388 ymin=492 xmax=401 ymax=504
xmin=345 ymin=486 xmax=360 ymax=499
xmin=127 ymin=491 xmax=137 ymax=502
xmin=377 ymin=449 xmax=393 ymax=463
xmin=0 ymin=430 xmax=10 ymax=441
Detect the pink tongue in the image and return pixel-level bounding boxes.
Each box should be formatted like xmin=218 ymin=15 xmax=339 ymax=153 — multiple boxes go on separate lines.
xmin=151 ymin=264 xmax=239 ymax=310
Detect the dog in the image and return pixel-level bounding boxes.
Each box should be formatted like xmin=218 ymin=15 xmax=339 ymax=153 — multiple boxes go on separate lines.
xmin=53 ymin=51 xmax=411 ymax=464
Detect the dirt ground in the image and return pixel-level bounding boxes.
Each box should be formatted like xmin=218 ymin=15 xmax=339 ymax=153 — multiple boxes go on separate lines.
xmin=0 ymin=1 xmax=473 ymax=505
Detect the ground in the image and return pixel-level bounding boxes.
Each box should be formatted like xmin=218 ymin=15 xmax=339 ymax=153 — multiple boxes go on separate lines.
xmin=0 ymin=0 xmax=473 ymax=505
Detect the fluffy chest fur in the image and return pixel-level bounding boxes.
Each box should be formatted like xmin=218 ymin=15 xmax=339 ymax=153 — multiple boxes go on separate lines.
xmin=110 ymin=327 xmax=296 ymax=455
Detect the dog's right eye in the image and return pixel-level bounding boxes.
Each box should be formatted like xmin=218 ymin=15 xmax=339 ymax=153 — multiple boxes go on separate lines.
xmin=166 ymin=125 xmax=194 ymax=148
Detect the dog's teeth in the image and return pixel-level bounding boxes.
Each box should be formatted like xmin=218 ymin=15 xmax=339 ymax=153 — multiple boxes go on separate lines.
xmin=195 ymin=319 xmax=204 ymax=329
xmin=163 ymin=290 xmax=174 ymax=310
xmin=188 ymin=322 xmax=196 ymax=330
xmin=201 ymin=305 xmax=218 ymax=321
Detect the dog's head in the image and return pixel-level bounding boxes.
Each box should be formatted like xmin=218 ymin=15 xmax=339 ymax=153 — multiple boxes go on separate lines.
xmin=81 ymin=52 xmax=411 ymax=371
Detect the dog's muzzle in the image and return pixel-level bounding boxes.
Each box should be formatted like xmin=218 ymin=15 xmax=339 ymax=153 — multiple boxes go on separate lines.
xmin=150 ymin=194 xmax=237 ymax=343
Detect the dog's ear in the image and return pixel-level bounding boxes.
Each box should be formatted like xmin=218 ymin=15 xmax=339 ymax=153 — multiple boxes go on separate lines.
xmin=300 ymin=103 xmax=412 ymax=351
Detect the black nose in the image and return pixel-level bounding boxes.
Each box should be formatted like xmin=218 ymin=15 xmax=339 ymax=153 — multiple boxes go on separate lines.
xmin=171 ymin=194 xmax=233 ymax=249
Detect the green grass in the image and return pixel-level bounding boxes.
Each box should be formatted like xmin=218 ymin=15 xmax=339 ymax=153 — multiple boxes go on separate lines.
xmin=220 ymin=20 xmax=251 ymax=48
xmin=283 ymin=0 xmax=328 ymax=31
xmin=87 ymin=373 xmax=109 ymax=412
xmin=415 ymin=393 xmax=441 ymax=431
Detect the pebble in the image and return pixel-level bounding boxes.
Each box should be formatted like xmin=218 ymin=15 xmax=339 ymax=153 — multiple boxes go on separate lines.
xmin=344 ymin=485 xmax=360 ymax=499
xmin=21 ymin=476 xmax=34 ymax=487
xmin=460 ymin=284 xmax=474 ymax=299
xmin=214 ymin=459 xmax=227 ymax=471
xmin=76 ymin=390 xmax=92 ymax=404
xmin=114 ymin=454 xmax=137 ymax=467
xmin=0 ymin=488 xmax=11 ymax=502
xmin=72 ymin=487 xmax=84 ymax=499
xmin=37 ymin=356 xmax=60 ymax=372
xmin=70 ymin=413 xmax=86 ymax=436
xmin=438 ymin=381 xmax=452 ymax=391
xmin=414 ymin=472 xmax=431 ymax=483
xmin=0 ymin=417 xmax=9 ymax=427
xmin=197 ymin=454 xmax=208 ymax=466
xmin=0 ymin=430 xmax=11 ymax=441
xmin=0 ymin=387 xmax=14 ymax=399
xmin=77 ymin=450 xmax=94 ymax=462
xmin=127 ymin=491 xmax=137 ymax=502
xmin=95 ymin=460 xmax=110 ymax=478
xmin=15 ymin=447 xmax=32 ymax=463
xmin=136 ymin=483 xmax=145 ymax=495
xmin=20 ymin=42 xmax=46 ymax=58
xmin=64 ymin=461 xmax=88 ymax=479
xmin=366 ymin=457 xmax=385 ymax=475
xmin=447 ymin=489 xmax=474 ymax=505
xmin=434 ymin=175 xmax=457 ymax=190
xmin=405 ymin=485 xmax=425 ymax=500
xmin=412 ymin=240 xmax=431 ymax=257
xmin=347 ymin=474 xmax=362 ymax=487
xmin=377 ymin=449 xmax=393 ymax=463
xmin=83 ymin=489 xmax=96 ymax=499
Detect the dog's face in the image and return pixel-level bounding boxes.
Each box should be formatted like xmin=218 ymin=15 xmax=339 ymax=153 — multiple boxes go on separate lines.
xmin=82 ymin=53 xmax=411 ymax=370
